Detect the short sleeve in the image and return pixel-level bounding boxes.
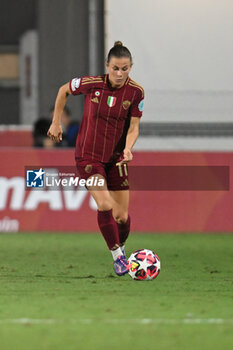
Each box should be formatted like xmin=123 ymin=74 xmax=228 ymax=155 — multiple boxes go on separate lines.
xmin=69 ymin=77 xmax=91 ymax=95
xmin=129 ymin=88 xmax=145 ymax=118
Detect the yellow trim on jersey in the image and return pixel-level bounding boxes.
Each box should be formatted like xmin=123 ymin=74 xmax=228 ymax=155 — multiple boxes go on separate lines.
xmin=82 ymin=78 xmax=103 ymax=81
xmin=129 ymin=82 xmax=144 ymax=92
xmin=82 ymin=79 xmax=103 ymax=81
xmin=130 ymin=79 xmax=144 ymax=90
xmin=82 ymin=76 xmax=103 ymax=82
xmin=128 ymin=82 xmax=144 ymax=97
xmin=82 ymin=80 xmax=103 ymax=85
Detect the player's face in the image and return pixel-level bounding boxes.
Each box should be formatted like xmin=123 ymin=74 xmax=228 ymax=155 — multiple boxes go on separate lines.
xmin=106 ymin=57 xmax=132 ymax=88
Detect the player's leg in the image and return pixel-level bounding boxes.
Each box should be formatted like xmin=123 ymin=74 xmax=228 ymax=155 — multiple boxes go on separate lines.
xmin=107 ymin=162 xmax=131 ymax=255
xmin=87 ymin=174 xmax=119 ymax=250
xmin=87 ymin=175 xmax=128 ymax=275
xmin=110 ymin=190 xmax=130 ymax=256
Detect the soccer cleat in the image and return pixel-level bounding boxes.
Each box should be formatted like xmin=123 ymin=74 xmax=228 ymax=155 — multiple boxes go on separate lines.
xmin=114 ymin=255 xmax=129 ymax=276
xmin=121 ymin=246 xmax=126 ymax=257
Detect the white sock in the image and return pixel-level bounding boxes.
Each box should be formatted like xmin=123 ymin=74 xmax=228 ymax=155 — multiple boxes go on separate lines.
xmin=111 ymin=247 xmax=123 ymax=261
xmin=121 ymin=245 xmax=125 ymax=255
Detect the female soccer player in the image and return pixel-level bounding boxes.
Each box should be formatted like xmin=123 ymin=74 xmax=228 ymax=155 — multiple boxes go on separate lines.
xmin=47 ymin=41 xmax=144 ymax=276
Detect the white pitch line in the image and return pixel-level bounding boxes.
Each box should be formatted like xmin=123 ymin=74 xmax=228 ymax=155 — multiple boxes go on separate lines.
xmin=0 ymin=318 xmax=232 ymax=325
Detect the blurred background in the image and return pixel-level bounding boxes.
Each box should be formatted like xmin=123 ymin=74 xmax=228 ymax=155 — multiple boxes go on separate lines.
xmin=0 ymin=0 xmax=233 ymax=232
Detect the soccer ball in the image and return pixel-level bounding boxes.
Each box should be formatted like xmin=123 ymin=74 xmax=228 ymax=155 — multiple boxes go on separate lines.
xmin=127 ymin=249 xmax=160 ymax=280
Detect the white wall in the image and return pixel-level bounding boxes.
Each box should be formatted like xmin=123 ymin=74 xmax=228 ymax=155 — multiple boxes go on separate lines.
xmin=105 ymin=0 xmax=233 ymax=122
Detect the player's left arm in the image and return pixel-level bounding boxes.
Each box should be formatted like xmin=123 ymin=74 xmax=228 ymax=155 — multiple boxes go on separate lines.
xmin=118 ymin=117 xmax=140 ymax=165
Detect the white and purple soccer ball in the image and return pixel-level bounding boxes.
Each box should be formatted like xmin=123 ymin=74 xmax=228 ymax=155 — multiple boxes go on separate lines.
xmin=127 ymin=249 xmax=160 ymax=281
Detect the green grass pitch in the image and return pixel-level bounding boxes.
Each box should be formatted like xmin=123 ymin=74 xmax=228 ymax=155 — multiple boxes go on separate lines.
xmin=0 ymin=233 xmax=232 ymax=350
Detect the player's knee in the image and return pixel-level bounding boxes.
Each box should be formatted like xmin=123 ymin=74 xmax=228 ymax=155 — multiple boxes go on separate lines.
xmin=114 ymin=212 xmax=128 ymax=224
xmin=96 ymin=198 xmax=112 ymax=211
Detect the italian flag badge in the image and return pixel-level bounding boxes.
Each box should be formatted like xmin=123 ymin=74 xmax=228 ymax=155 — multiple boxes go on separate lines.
xmin=107 ymin=96 xmax=116 ymax=107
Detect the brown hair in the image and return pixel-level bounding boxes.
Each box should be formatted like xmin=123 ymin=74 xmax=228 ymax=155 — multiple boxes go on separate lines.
xmin=107 ymin=41 xmax=132 ymax=63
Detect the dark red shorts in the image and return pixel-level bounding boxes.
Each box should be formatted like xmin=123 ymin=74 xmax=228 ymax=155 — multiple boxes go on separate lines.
xmin=75 ymin=158 xmax=129 ymax=191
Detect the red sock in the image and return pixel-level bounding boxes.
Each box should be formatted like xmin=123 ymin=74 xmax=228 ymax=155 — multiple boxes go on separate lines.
xmin=97 ymin=209 xmax=120 ymax=250
xmin=117 ymin=215 xmax=131 ymax=245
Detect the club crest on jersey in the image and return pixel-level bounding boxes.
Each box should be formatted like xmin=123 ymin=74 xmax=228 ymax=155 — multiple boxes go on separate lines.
xmin=107 ymin=96 xmax=116 ymax=107
xmin=85 ymin=165 xmax=92 ymax=173
xmin=95 ymin=91 xmax=100 ymax=97
xmin=122 ymin=100 xmax=131 ymax=110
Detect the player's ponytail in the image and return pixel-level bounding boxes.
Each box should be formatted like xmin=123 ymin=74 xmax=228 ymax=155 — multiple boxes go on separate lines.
xmin=107 ymin=41 xmax=132 ymax=63
xmin=114 ymin=41 xmax=123 ymax=47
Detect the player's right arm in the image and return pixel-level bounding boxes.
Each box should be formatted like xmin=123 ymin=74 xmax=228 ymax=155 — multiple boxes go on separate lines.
xmin=47 ymin=82 xmax=72 ymax=143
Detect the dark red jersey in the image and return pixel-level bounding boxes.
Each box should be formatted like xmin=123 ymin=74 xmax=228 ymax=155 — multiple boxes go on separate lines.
xmin=69 ymin=74 xmax=144 ymax=163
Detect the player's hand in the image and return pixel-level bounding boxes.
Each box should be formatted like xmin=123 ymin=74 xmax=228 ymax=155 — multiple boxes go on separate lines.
xmin=47 ymin=123 xmax=63 ymax=143
xmin=117 ymin=148 xmax=133 ymax=165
